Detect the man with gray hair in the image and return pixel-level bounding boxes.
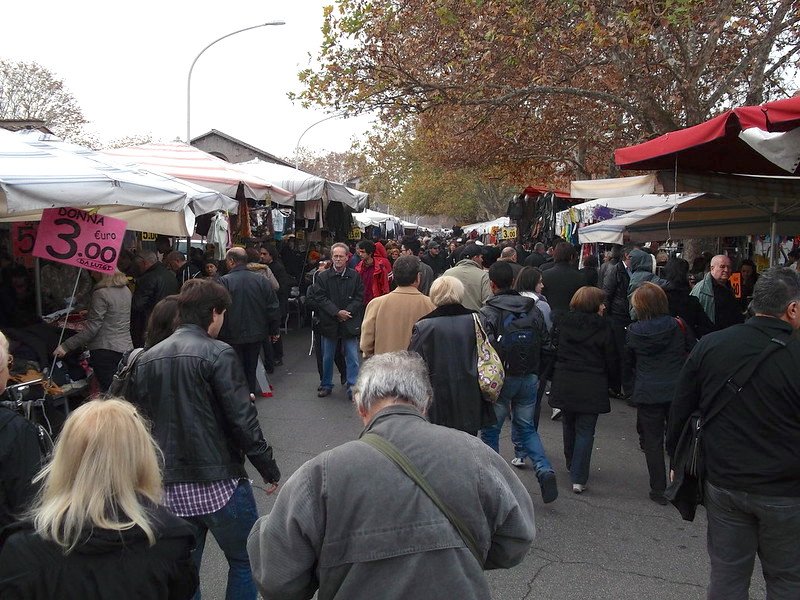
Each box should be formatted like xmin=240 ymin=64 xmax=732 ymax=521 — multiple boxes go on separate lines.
xmin=667 ymin=267 xmax=800 ymax=599
xmin=690 ymin=254 xmax=744 ymax=332
xmin=248 ymin=351 xmax=536 ymax=600
xmin=131 ymin=249 xmax=179 ymax=347
xmin=499 ymin=245 xmax=524 ymax=281
xmin=219 ymin=247 xmax=280 ymax=396
xmin=307 ymin=242 xmax=365 ymax=398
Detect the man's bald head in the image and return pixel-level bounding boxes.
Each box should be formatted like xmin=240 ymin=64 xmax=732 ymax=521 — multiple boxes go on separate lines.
xmin=226 ymin=247 xmax=248 ymax=266
xmin=500 ymin=247 xmax=517 ymax=262
xmin=710 ymin=255 xmax=732 ymax=283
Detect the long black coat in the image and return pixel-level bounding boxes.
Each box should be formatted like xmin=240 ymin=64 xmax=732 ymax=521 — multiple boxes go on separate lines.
xmin=541 ymin=263 xmax=586 ymax=316
xmin=131 ymin=262 xmax=180 ymax=347
xmin=409 ymin=304 xmax=495 ymax=434
xmin=550 ymin=311 xmax=615 ymax=414
xmin=0 ymin=505 xmax=197 ymax=600
xmin=306 ymin=267 xmax=364 ymax=339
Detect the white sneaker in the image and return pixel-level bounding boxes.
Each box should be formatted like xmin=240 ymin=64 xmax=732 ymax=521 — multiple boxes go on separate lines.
xmin=510 ymin=458 xmax=525 ymax=468
xmin=572 ymin=484 xmax=586 ymax=494
xmin=551 ymin=408 xmax=562 ymax=420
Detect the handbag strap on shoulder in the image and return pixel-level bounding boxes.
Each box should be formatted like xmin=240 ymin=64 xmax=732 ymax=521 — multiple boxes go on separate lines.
xmin=704 ymin=335 xmax=788 ymax=425
xmin=360 ymin=432 xmax=483 ymax=565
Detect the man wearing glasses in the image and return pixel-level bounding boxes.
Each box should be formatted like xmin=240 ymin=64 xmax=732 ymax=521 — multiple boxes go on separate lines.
xmin=691 ymin=255 xmax=744 ymax=332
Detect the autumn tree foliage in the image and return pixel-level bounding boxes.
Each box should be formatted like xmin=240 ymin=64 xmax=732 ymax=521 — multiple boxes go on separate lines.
xmin=0 ymin=59 xmax=87 ymax=141
xmin=298 ymin=0 xmax=798 ymax=216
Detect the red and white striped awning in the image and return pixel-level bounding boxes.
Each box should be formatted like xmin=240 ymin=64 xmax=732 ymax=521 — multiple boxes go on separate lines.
xmin=102 ymin=142 xmax=295 ymax=205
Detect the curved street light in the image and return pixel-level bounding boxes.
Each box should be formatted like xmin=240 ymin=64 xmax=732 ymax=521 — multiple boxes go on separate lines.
xmin=186 ymin=20 xmax=285 ymax=143
xmin=294 ymin=111 xmax=346 ymax=169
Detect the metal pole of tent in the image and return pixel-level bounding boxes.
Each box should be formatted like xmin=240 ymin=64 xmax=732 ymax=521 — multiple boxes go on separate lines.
xmin=34 ymin=257 xmax=43 ymax=319
xmin=769 ymin=199 xmax=779 ymax=267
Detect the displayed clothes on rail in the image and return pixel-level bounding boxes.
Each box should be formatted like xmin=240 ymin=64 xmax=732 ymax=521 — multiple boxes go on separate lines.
xmin=209 ymin=212 xmax=229 ymax=260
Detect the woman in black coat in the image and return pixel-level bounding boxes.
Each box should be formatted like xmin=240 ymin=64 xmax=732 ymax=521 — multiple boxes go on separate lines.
xmin=0 ymin=399 xmax=197 ymax=600
xmin=662 ymin=257 xmax=713 ymax=338
xmin=626 ymin=283 xmax=696 ymax=505
xmin=409 ymin=276 xmax=494 ymax=435
xmin=550 ymin=286 xmax=615 ymax=494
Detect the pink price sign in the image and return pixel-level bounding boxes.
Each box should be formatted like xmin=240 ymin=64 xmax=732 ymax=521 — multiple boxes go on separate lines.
xmin=32 ymin=207 xmax=127 ymax=274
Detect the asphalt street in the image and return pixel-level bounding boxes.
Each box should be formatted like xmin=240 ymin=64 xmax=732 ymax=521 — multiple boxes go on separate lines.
xmin=199 ymin=327 xmax=767 ymax=599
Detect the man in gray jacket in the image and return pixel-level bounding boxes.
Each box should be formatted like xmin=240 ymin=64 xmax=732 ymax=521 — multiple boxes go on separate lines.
xmin=248 ymin=351 xmax=536 ymax=600
xmin=442 ymin=243 xmax=491 ymax=311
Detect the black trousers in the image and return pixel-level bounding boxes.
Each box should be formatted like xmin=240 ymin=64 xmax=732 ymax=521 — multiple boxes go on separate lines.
xmin=90 ymin=349 xmax=123 ymax=393
xmin=609 ymin=316 xmax=634 ymax=396
xmin=231 ymin=342 xmax=261 ymax=395
xmin=637 ymin=402 xmax=670 ymax=493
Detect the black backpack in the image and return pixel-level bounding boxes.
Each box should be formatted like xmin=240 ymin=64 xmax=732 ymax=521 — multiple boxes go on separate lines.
xmin=107 ymin=348 xmax=145 ymax=399
xmin=496 ymin=310 xmax=541 ymax=376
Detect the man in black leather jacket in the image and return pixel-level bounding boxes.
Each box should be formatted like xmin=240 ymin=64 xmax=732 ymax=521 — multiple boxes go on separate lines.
xmin=128 ymin=279 xmax=280 ymax=598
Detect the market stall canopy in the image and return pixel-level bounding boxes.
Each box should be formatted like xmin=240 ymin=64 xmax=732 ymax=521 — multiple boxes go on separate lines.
xmin=0 ymin=130 xmax=238 ymax=236
xmin=570 ymin=174 xmax=659 ymax=199
xmin=575 ymin=193 xmax=800 ymax=244
xmin=101 ymin=142 xmax=294 ymax=205
xmin=615 ymin=96 xmax=800 ymax=176
xmin=237 ymin=159 xmax=368 ymax=211
xmin=461 ymin=216 xmax=511 ymax=235
xmin=353 ymin=208 xmax=418 ymax=230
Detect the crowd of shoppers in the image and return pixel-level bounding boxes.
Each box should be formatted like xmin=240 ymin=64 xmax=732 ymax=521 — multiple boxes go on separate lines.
xmin=0 ymin=232 xmax=794 ymax=599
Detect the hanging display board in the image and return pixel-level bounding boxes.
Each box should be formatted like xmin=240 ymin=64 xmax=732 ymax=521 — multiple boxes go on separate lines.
xmin=33 ymin=207 xmax=127 ymax=274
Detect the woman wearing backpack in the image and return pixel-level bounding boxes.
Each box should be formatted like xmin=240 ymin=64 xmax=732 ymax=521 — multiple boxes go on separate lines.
xmin=550 ymin=286 xmax=615 ymax=494
xmin=626 ymin=283 xmax=696 ymax=505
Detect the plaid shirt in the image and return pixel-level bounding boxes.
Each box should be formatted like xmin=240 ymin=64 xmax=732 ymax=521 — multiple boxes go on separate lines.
xmin=165 ymin=479 xmax=240 ymax=517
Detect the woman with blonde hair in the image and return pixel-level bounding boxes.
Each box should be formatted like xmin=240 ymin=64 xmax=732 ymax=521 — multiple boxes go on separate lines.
xmin=53 ymin=269 xmax=133 ymax=392
xmin=0 ymin=398 xmax=198 ymax=599
xmin=409 ymin=276 xmax=495 ymax=435
xmin=626 ymin=282 xmax=695 ymax=505
xmin=549 ymin=286 xmax=615 ymax=494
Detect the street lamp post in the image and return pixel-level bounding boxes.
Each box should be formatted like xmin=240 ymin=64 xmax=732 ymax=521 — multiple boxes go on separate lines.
xmin=294 ymin=111 xmax=346 ymax=169
xmin=186 ymin=20 xmax=285 ymax=143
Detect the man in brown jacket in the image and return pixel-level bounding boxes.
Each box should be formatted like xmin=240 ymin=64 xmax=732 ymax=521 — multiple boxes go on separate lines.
xmin=360 ymin=256 xmax=435 ymax=358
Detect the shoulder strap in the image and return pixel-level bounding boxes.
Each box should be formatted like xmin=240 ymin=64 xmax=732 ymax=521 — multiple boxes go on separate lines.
xmin=360 ymin=432 xmax=483 ymax=565
xmin=674 ymin=317 xmax=687 ymax=334
xmin=704 ymin=335 xmax=788 ymax=426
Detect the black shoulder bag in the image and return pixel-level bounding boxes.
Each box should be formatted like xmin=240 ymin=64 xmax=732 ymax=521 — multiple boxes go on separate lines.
xmin=360 ymin=432 xmax=483 ymax=564
xmin=665 ymin=336 xmax=788 ymax=521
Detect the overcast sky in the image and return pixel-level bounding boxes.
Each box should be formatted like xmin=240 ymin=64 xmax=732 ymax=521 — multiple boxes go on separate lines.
xmin=0 ymin=0 xmax=373 ymax=159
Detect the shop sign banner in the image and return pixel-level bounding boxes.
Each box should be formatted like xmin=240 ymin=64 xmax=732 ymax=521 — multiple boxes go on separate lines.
xmin=33 ymin=208 xmax=127 ymax=274
xmin=11 ymin=222 xmax=38 ymax=268
xmin=729 ymin=272 xmax=742 ymax=299
xmin=501 ymin=227 xmax=518 ymax=240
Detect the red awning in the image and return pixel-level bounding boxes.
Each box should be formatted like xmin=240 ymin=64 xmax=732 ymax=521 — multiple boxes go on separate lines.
xmin=615 ymin=96 xmax=800 ymax=175
xmin=523 ymin=185 xmax=572 ymax=199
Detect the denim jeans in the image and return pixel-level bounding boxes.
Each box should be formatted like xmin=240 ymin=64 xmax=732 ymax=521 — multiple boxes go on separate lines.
xmin=562 ymin=411 xmax=599 ymax=485
xmin=480 ymin=374 xmax=554 ymax=478
xmin=185 ymin=480 xmax=259 ymax=600
xmin=705 ymin=481 xmax=800 ymax=600
xmin=321 ymin=336 xmax=360 ymax=390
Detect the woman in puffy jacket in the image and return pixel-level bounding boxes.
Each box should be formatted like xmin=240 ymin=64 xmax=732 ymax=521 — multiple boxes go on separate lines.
xmin=550 ymin=286 xmax=615 ymax=494
xmin=626 ymin=283 xmax=695 ymax=505
xmin=53 ymin=270 xmax=132 ymax=392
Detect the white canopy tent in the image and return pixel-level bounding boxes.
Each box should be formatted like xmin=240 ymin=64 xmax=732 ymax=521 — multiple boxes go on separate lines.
xmin=461 ymin=216 xmax=511 ymax=235
xmin=572 ymin=193 xmax=785 ymax=244
xmin=570 ymin=174 xmax=660 ymax=199
xmin=101 ymin=142 xmax=294 ymax=206
xmin=237 ymin=159 xmax=369 ymax=211
xmin=353 ymin=208 xmax=418 ymax=230
xmin=0 ymin=130 xmax=238 ymax=236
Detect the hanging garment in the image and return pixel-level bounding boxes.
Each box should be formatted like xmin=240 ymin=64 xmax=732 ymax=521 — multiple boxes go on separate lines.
xmin=209 ymin=213 xmax=229 ymax=260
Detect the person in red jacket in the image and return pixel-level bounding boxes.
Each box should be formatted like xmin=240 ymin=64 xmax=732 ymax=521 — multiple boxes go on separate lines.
xmin=355 ymin=240 xmax=392 ymax=305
